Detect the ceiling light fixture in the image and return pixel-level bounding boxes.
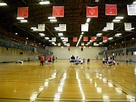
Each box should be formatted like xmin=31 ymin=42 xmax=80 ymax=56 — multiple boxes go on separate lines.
xmin=50 ymin=19 xmax=57 ymax=22
xmin=16 ymin=17 xmax=24 ymax=20
xmin=45 ymin=37 xmax=49 ymax=40
xmin=39 ymin=0 xmax=50 ymax=5
xmin=86 ymin=18 xmax=91 ymax=23
xmin=99 ymin=42 xmax=103 ymax=44
xmin=48 ymin=16 xmax=56 ymax=19
xmin=58 ymin=33 xmax=63 ymax=36
xmin=0 ymin=1 xmax=7 ymax=6
xmin=115 ymin=33 xmax=122 ymax=37
xmin=54 ymin=27 xmax=59 ymax=31
xmin=76 ymin=33 xmax=83 ymax=47
xmin=20 ymin=19 xmax=28 ymax=23
xmin=31 ymin=27 xmax=37 ymax=29
xmin=102 ymin=27 xmax=108 ymax=31
xmin=133 ymin=1 xmax=136 ymax=4
xmin=95 ymin=0 xmax=99 ymax=2
xmin=108 ymin=37 xmax=113 ymax=40
xmin=112 ymin=19 xmax=120 ymax=22
xmin=96 ymin=33 xmax=102 ymax=37
xmin=39 ymin=33 xmax=45 ymax=37
xmin=115 ymin=16 xmax=124 ymax=19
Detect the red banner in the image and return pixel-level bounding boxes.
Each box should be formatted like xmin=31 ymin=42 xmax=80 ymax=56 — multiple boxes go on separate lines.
xmin=83 ymin=37 xmax=88 ymax=41
xmin=91 ymin=36 xmax=96 ymax=41
xmin=105 ymin=4 xmax=117 ymax=15
xmin=17 ymin=7 xmax=28 ymax=18
xmin=103 ymin=36 xmax=108 ymax=42
xmin=73 ymin=37 xmax=78 ymax=42
xmin=86 ymin=6 xmax=98 ymax=18
xmin=52 ymin=6 xmax=64 ymax=17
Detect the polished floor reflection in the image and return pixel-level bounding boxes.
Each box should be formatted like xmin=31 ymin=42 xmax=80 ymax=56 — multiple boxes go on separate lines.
xmin=0 ymin=60 xmax=136 ymax=102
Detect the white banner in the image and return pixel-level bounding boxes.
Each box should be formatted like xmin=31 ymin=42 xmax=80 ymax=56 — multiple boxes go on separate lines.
xmin=81 ymin=24 xmax=89 ymax=31
xmin=59 ymin=24 xmax=66 ymax=31
xmin=106 ymin=22 xmax=114 ymax=30
xmin=52 ymin=37 xmax=56 ymax=42
xmin=124 ymin=23 xmax=132 ymax=31
xmin=63 ymin=37 xmax=68 ymax=42
xmin=127 ymin=4 xmax=136 ymax=15
xmin=38 ymin=24 xmax=45 ymax=31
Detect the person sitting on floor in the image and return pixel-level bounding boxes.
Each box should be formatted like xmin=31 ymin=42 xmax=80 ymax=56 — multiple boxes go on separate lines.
xmin=70 ymin=55 xmax=75 ymax=64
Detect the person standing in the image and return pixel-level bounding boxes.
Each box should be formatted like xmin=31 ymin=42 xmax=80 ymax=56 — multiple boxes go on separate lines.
xmin=87 ymin=58 xmax=90 ymax=64
xmin=40 ymin=55 xmax=45 ymax=66
xmin=48 ymin=55 xmax=53 ymax=63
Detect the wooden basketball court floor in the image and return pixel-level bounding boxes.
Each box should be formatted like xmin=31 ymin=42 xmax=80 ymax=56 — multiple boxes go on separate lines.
xmin=0 ymin=60 xmax=136 ymax=102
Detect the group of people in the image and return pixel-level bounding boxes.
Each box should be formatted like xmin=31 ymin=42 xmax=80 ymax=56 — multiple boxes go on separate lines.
xmin=102 ymin=56 xmax=117 ymax=66
xmin=39 ymin=55 xmax=55 ymax=66
xmin=69 ymin=55 xmax=84 ymax=65
xmin=69 ymin=55 xmax=90 ymax=65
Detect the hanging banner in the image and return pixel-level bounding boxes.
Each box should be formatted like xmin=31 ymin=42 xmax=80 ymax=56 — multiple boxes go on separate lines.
xmin=63 ymin=37 xmax=68 ymax=42
xmin=38 ymin=24 xmax=45 ymax=31
xmin=124 ymin=23 xmax=132 ymax=31
xmin=86 ymin=6 xmax=98 ymax=18
xmin=106 ymin=22 xmax=114 ymax=30
xmin=91 ymin=36 xmax=96 ymax=41
xmin=52 ymin=37 xmax=56 ymax=42
xmin=59 ymin=24 xmax=66 ymax=31
xmin=83 ymin=37 xmax=88 ymax=42
xmin=17 ymin=7 xmax=28 ymax=18
xmin=81 ymin=24 xmax=89 ymax=31
xmin=103 ymin=36 xmax=108 ymax=42
xmin=127 ymin=4 xmax=136 ymax=16
xmin=73 ymin=37 xmax=78 ymax=42
xmin=52 ymin=6 xmax=64 ymax=17
xmin=105 ymin=4 xmax=117 ymax=15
